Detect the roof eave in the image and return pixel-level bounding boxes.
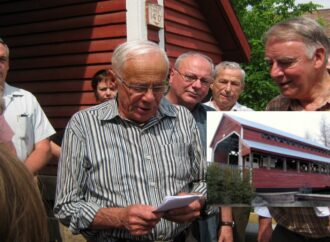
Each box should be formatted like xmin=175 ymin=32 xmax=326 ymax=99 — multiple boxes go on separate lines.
xmin=198 ymin=0 xmax=251 ymax=62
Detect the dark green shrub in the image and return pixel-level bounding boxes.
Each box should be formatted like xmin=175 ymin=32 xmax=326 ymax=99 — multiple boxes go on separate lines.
xmin=207 ymin=163 xmax=255 ymax=205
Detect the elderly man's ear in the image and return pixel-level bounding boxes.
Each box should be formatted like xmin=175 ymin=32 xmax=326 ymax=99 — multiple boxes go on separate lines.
xmin=313 ymin=47 xmax=327 ymax=69
xmin=209 ymin=83 xmax=214 ymax=90
xmin=168 ymin=68 xmax=176 ymax=85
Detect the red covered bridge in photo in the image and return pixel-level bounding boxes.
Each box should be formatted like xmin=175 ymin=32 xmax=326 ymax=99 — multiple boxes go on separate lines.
xmin=210 ymin=113 xmax=330 ymax=192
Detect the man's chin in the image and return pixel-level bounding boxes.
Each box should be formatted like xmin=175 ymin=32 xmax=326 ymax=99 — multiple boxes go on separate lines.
xmin=132 ymin=110 xmax=156 ymax=122
xmin=280 ymin=88 xmax=298 ymax=99
xmin=183 ymin=95 xmax=201 ymax=106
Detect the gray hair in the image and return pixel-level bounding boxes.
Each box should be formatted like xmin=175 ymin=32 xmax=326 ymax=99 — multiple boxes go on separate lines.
xmin=111 ymin=40 xmax=169 ymax=77
xmin=263 ymin=17 xmax=330 ymax=61
xmin=174 ymin=51 xmax=215 ymax=77
xmin=214 ymin=61 xmax=246 ymax=86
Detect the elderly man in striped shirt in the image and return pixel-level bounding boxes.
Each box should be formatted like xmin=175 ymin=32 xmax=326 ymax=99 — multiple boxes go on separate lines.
xmin=54 ymin=40 xmax=207 ymax=242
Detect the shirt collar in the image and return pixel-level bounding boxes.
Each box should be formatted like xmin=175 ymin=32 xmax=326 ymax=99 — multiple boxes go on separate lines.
xmin=192 ymin=102 xmax=215 ymax=113
xmin=209 ymin=97 xmax=238 ymax=111
xmin=288 ymin=98 xmax=330 ymax=111
xmin=98 ymin=97 xmax=177 ymax=122
xmin=4 ymin=83 xmax=23 ymax=97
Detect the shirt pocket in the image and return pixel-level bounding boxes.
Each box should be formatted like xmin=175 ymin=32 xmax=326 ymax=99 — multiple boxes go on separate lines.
xmin=16 ymin=113 xmax=32 ymax=139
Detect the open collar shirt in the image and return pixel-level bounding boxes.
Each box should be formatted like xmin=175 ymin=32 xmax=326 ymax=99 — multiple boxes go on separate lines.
xmin=266 ymin=95 xmax=330 ymax=111
xmin=204 ymin=98 xmax=253 ymax=112
xmin=3 ymin=83 xmax=55 ymax=161
xmin=54 ymin=98 xmax=206 ymax=241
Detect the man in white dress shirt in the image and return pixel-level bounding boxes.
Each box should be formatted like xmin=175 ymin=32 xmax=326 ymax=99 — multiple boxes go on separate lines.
xmin=205 ymin=61 xmax=252 ymax=111
xmin=0 ymin=37 xmax=55 ymax=174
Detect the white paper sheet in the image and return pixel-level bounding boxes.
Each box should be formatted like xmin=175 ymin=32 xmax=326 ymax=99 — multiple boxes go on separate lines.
xmin=154 ymin=194 xmax=202 ymax=212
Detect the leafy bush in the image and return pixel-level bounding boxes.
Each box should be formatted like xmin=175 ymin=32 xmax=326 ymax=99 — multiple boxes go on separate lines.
xmin=207 ymin=163 xmax=255 ymax=205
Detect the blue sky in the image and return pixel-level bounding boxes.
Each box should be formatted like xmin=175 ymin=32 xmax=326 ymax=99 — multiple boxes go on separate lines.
xmin=295 ymin=0 xmax=330 ymax=9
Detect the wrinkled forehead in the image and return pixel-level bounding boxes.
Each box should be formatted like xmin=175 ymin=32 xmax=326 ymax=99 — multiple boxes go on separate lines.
xmin=217 ymin=68 xmax=243 ymax=80
xmin=122 ymin=52 xmax=169 ymax=78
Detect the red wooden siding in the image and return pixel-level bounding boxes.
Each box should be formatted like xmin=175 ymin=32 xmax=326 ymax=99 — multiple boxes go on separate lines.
xmin=253 ymin=168 xmax=330 ymax=189
xmin=164 ymin=0 xmax=222 ymax=64
xmin=148 ymin=27 xmax=160 ymax=43
xmin=243 ymin=127 xmax=330 ymax=159
xmin=210 ymin=115 xmax=241 ymax=149
xmin=0 ymin=0 xmax=127 ymax=131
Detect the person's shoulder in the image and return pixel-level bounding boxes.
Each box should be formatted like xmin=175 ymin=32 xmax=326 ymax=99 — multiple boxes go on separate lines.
xmin=203 ymin=100 xmax=217 ymax=110
xmin=266 ymin=95 xmax=291 ymax=111
xmin=200 ymin=103 xmax=215 ymax=111
xmin=5 ymin=83 xmax=34 ymax=97
xmin=160 ymin=97 xmax=188 ymax=114
xmin=234 ymin=102 xmax=254 ymax=111
xmin=74 ymin=100 xmax=115 ymax=118
xmin=160 ymin=98 xmax=194 ymax=119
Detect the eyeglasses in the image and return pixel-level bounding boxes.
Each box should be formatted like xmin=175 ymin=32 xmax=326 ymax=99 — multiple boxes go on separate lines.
xmin=116 ymin=75 xmax=168 ymax=95
xmin=174 ymin=68 xmax=213 ymax=87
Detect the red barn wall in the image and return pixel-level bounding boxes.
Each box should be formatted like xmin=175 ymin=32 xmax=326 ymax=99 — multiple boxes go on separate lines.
xmin=0 ymin=0 xmax=127 ymax=132
xmin=253 ymin=168 xmax=330 ymax=189
xmin=210 ymin=116 xmax=241 ymax=149
xmin=243 ymin=128 xmax=330 ymax=159
xmin=164 ymin=0 xmax=222 ymax=65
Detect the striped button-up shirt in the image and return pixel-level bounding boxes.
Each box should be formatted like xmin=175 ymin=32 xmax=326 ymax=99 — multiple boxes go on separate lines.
xmin=54 ymin=98 xmax=206 ymax=241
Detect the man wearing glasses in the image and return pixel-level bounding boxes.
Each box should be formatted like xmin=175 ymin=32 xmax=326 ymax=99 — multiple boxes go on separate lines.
xmin=0 ymin=37 xmax=55 ymax=174
xmin=166 ymin=52 xmax=215 ymax=151
xmin=55 ymin=40 xmax=206 ymax=242
xmin=165 ymin=52 xmax=234 ymax=242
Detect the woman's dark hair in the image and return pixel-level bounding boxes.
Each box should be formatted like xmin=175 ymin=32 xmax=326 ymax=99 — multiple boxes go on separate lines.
xmin=91 ymin=69 xmax=110 ymax=91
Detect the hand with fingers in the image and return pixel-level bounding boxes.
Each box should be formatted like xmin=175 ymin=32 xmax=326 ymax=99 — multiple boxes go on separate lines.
xmin=162 ymin=192 xmax=203 ymax=223
xmin=121 ymin=205 xmax=164 ymax=236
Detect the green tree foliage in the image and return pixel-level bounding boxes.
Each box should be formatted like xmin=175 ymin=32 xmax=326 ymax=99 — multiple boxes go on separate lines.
xmin=207 ymin=163 xmax=255 ymax=205
xmin=231 ymin=0 xmax=321 ymax=110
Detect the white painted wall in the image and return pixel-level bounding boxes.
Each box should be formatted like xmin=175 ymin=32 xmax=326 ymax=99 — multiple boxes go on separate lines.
xmin=126 ymin=0 xmax=148 ymax=41
xmin=126 ymin=0 xmax=165 ymax=49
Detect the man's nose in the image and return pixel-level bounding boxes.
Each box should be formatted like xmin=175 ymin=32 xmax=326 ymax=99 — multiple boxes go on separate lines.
xmin=105 ymin=88 xmax=114 ymax=96
xmin=191 ymin=78 xmax=203 ymax=89
xmin=225 ymin=82 xmax=232 ymax=92
xmin=142 ymin=88 xmax=156 ymax=101
xmin=270 ymin=62 xmax=284 ymax=78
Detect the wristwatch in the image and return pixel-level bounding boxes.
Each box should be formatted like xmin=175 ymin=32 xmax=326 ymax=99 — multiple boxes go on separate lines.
xmin=220 ymin=221 xmax=235 ymax=228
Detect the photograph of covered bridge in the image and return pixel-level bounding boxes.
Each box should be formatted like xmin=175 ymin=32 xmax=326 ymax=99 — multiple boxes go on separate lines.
xmin=208 ymin=112 xmax=330 ymax=195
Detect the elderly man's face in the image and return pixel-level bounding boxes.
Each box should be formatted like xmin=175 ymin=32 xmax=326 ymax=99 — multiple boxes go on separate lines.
xmin=0 ymin=44 xmax=9 ymax=88
xmin=210 ymin=68 xmax=243 ymax=110
xmin=265 ymin=39 xmax=325 ymax=100
xmin=169 ymin=55 xmax=213 ymax=110
xmin=116 ymin=51 xmax=168 ymax=123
